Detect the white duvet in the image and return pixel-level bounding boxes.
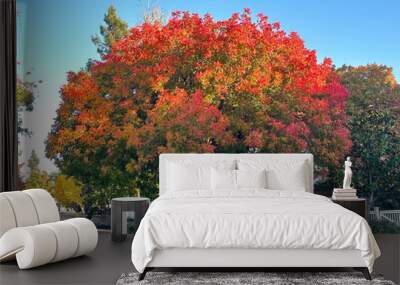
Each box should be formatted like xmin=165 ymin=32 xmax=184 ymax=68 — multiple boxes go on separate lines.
xmin=131 ymin=190 xmax=380 ymax=273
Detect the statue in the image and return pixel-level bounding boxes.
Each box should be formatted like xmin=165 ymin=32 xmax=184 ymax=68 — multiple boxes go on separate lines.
xmin=342 ymin=157 xmax=353 ymax=189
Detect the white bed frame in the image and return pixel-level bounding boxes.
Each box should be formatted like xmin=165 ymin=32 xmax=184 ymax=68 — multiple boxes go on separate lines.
xmin=140 ymin=153 xmax=370 ymax=280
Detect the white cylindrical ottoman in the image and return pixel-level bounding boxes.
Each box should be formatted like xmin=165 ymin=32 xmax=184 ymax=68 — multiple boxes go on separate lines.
xmin=0 ymin=218 xmax=98 ymax=269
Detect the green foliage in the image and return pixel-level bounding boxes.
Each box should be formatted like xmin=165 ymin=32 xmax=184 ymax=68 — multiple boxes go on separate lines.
xmin=25 ymin=150 xmax=53 ymax=191
xmin=91 ymin=5 xmax=129 ymax=58
xmin=16 ymin=80 xmax=34 ymax=111
xmin=16 ymin=66 xmax=42 ymax=137
xmin=350 ymin=109 xmax=400 ymax=208
xmin=16 ymin=79 xmax=36 ymax=136
xmin=27 ymin=149 xmax=40 ymax=170
xmin=53 ymin=139 xmax=139 ymax=212
xmin=339 ymin=65 xmax=398 ymax=117
xmin=16 ymin=70 xmax=42 ymax=189
xmin=369 ymin=219 xmax=400 ymax=234
xmin=337 ymin=65 xmax=400 ymax=209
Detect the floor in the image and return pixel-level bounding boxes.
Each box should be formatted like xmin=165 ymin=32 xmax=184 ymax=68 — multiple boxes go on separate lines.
xmin=1 ymin=232 xmax=398 ymax=285
xmin=373 ymin=234 xmax=400 ymax=284
xmin=0 ymin=232 xmax=134 ymax=285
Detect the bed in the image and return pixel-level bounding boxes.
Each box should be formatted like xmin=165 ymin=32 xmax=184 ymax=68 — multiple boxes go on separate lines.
xmin=131 ymin=153 xmax=380 ymax=280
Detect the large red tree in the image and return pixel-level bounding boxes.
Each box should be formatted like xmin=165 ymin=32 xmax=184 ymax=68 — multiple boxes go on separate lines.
xmin=47 ymin=10 xmax=351 ymax=201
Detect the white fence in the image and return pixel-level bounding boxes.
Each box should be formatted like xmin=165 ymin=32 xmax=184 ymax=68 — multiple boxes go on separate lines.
xmin=369 ymin=207 xmax=400 ymax=225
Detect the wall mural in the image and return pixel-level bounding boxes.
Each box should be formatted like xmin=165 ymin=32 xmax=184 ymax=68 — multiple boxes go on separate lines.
xmin=16 ymin=0 xmax=400 ymax=232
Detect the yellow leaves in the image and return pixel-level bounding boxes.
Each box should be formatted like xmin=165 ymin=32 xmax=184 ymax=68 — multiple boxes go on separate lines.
xmin=54 ymin=175 xmax=82 ymax=208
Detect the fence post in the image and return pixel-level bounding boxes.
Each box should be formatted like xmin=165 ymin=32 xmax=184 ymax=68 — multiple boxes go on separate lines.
xmin=374 ymin=207 xmax=380 ymax=221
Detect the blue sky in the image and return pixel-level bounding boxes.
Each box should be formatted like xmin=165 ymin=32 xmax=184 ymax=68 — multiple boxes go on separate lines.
xmin=17 ymin=0 xmax=400 ymax=172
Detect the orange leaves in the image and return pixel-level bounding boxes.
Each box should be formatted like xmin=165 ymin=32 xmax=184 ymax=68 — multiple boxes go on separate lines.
xmin=156 ymin=88 xmax=187 ymax=107
xmin=62 ymin=72 xmax=99 ymax=103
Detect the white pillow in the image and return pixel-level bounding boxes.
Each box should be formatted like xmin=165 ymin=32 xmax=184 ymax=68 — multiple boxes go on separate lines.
xmin=266 ymin=167 xmax=307 ymax=191
xmin=166 ymin=159 xmax=236 ymax=193
xmin=167 ymin=162 xmax=212 ymax=191
xmin=236 ymin=169 xmax=267 ymax=189
xmin=212 ymin=168 xmax=237 ymax=190
xmin=238 ymin=159 xmax=308 ymax=191
xmin=211 ymin=168 xmax=268 ymax=190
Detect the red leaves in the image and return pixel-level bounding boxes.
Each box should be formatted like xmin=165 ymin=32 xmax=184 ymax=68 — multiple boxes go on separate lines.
xmin=245 ymin=130 xmax=263 ymax=149
xmin=141 ymin=88 xmax=233 ymax=156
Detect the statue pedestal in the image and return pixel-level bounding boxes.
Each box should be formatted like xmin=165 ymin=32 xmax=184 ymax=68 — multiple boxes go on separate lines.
xmin=332 ymin=188 xmax=358 ymax=200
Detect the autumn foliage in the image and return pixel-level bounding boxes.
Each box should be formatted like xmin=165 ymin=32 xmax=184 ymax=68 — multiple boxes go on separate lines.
xmin=46 ymin=10 xmax=351 ymax=201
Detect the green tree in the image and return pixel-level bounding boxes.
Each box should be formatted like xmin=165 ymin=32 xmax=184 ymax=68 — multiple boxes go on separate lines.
xmin=16 ymin=67 xmax=42 ymax=190
xmin=16 ymin=67 xmax=42 ymax=137
xmin=91 ymin=5 xmax=129 ymax=58
xmin=337 ymin=65 xmax=400 ymax=209
xmin=16 ymin=79 xmax=35 ymax=136
xmin=25 ymin=150 xmax=53 ymax=191
xmin=27 ymin=149 xmax=39 ymax=170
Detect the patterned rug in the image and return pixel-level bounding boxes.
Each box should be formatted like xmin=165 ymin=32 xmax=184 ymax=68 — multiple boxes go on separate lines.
xmin=116 ymin=271 xmax=396 ymax=285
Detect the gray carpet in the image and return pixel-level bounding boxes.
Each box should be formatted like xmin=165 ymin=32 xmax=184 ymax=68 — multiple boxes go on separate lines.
xmin=117 ymin=272 xmax=396 ymax=285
